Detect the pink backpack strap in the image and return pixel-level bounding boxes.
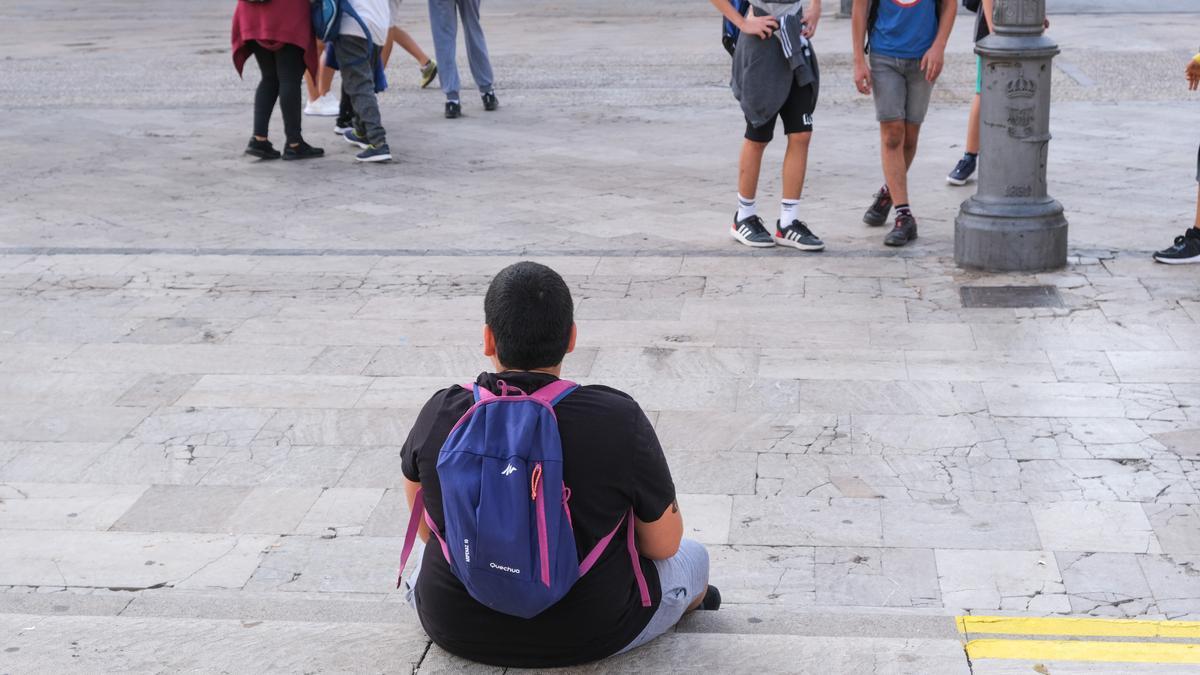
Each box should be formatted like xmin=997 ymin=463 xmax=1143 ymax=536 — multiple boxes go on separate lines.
xmin=396 ymin=487 xmax=451 ymax=588
xmin=461 ymin=381 xmax=496 ymax=403
xmin=577 ymin=508 xmax=651 ymax=607
xmin=530 ymin=379 xmax=577 ymax=406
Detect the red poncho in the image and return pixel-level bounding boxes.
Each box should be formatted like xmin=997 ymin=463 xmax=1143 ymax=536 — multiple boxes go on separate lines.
xmin=231 ymin=0 xmax=320 ymax=78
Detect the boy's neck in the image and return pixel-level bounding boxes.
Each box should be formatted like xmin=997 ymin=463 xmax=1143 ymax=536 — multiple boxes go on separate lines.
xmin=496 ymin=366 xmax=563 ymax=378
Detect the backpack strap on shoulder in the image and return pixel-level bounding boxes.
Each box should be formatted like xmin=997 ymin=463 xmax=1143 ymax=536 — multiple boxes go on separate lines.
xmin=530 ymin=380 xmax=578 ymax=406
xmin=461 ymin=381 xmax=497 ymax=403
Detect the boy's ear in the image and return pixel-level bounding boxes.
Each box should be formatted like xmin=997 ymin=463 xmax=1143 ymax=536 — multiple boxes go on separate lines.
xmin=566 ymin=323 xmax=577 ymax=355
xmin=482 ymin=324 xmax=496 ymax=357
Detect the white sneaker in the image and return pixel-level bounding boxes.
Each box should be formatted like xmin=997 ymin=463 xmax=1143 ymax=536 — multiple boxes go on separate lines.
xmin=305 ymin=93 xmax=339 ymax=117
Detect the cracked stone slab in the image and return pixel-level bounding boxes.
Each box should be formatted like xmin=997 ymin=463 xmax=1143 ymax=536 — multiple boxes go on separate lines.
xmin=110 ymin=485 xmax=253 ymax=534
xmin=243 ymin=536 xmax=400 ymax=594
xmin=707 ymin=545 xmax=815 ymax=606
xmin=81 ymin=442 xmax=230 ymax=486
xmin=1057 ymin=552 xmax=1159 ymax=618
xmin=814 ymin=548 xmax=941 ymax=609
xmin=0 ymin=613 xmax=429 ymax=672
xmin=0 ymin=531 xmax=275 ymax=590
xmin=0 ymin=483 xmax=147 ymax=531
xmin=983 ymin=382 xmax=1183 ymax=420
xmin=653 ymin=412 xmax=840 ymax=454
xmin=663 ymin=449 xmax=756 ymax=495
xmin=1144 ymin=504 xmax=1200 ymax=555
xmin=1033 ymin=501 xmax=1162 ymax=554
xmin=254 ymin=408 xmax=418 ymax=447
xmin=995 ymin=417 xmax=1172 ymax=460
xmin=1138 ymin=553 xmax=1200 ymax=619
xmin=1017 ymin=458 xmax=1197 ymax=503
xmin=525 ymin=633 xmax=971 ymax=674
xmin=124 ymin=406 xmax=276 ymax=447
xmin=882 ymin=500 xmax=1041 ymax=550
xmin=937 ymin=549 xmax=1070 ymax=613
xmin=731 ymin=497 xmax=883 ymax=547
xmin=293 ymin=488 xmax=385 ymax=538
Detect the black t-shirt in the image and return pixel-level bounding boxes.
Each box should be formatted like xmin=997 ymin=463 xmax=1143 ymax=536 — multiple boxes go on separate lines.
xmin=975 ymin=7 xmax=990 ymax=43
xmin=400 ymin=371 xmax=676 ymax=668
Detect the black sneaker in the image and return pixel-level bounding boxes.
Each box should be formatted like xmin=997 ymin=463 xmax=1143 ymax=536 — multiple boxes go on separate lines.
xmin=482 ymin=91 xmax=499 ymax=111
xmin=1153 ymin=229 xmax=1200 ymax=264
xmin=282 ymin=140 xmax=325 ymax=161
xmin=700 ymin=585 xmax=721 ymax=611
xmin=343 ymin=129 xmax=370 ymax=150
xmin=731 ymin=213 xmax=775 ymax=248
xmin=445 ymin=101 xmax=462 ymax=119
xmin=775 ymin=220 xmax=825 ymax=251
xmin=244 ymin=137 xmax=281 ymax=160
xmin=356 ymin=144 xmax=392 ymax=163
xmin=864 ymin=188 xmax=893 ymax=227
xmin=947 ymin=153 xmax=977 ymax=186
xmin=884 ymin=211 xmax=918 ymax=247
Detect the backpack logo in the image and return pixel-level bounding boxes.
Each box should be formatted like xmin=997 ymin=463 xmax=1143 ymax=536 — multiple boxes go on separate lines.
xmin=500 ymin=463 xmax=517 ymax=476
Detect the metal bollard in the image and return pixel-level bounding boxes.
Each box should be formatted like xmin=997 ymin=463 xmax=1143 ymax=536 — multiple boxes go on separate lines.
xmin=954 ymin=0 xmax=1068 ymax=272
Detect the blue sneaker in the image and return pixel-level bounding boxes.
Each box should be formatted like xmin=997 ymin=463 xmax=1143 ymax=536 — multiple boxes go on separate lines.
xmin=343 ymin=129 xmax=370 ymax=149
xmin=947 ymin=153 xmax=978 ymax=186
xmin=356 ymin=144 xmax=392 ymax=163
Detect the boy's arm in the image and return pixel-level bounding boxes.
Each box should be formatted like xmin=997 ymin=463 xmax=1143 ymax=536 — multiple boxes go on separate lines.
xmin=709 ymin=0 xmax=779 ymax=40
xmin=982 ymin=0 xmax=994 ymax=33
xmin=635 ymin=501 xmax=684 ymax=560
xmin=802 ymin=0 xmax=821 ymax=38
xmin=1188 ymin=53 xmax=1200 ymax=91
xmin=851 ymin=0 xmax=872 ymax=93
xmin=920 ymin=0 xmax=958 ymax=82
xmin=404 ymin=477 xmax=431 ymax=543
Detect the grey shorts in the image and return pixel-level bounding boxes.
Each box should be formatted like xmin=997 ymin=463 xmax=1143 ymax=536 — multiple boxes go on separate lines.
xmin=870 ymin=52 xmax=935 ymax=125
xmin=615 ymin=539 xmax=710 ymax=655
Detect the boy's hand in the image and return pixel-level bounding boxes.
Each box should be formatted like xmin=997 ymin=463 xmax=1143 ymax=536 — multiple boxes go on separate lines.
xmin=1188 ymin=56 xmax=1200 ymax=91
xmin=741 ymin=14 xmax=779 ymax=40
xmin=921 ymin=42 xmax=947 ymax=82
xmin=854 ymin=60 xmax=872 ymax=94
xmin=803 ymin=1 xmax=821 ymax=38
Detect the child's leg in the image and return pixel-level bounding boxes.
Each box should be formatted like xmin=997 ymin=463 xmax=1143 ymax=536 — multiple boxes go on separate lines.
xmin=613 ymin=541 xmax=710 ymax=655
xmin=276 ymin=45 xmax=307 ymax=145
xmin=456 ymin=0 xmax=494 ymax=93
xmin=966 ymin=94 xmax=982 ymax=155
xmin=428 ymin=0 xmax=460 ymax=99
xmin=738 ymin=139 xmax=768 ymax=201
xmin=251 ymin=43 xmax=280 ymax=140
xmin=782 ymin=132 xmax=811 ymax=201
xmin=394 ymin=27 xmax=432 ymax=66
xmin=879 ymin=121 xmax=910 ymax=206
xmin=382 ymin=27 xmax=397 ymax=69
xmin=335 ymin=36 xmax=387 ymax=146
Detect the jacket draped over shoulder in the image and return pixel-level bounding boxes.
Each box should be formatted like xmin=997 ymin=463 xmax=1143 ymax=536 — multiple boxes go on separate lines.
xmin=231 ymin=0 xmax=320 ymax=78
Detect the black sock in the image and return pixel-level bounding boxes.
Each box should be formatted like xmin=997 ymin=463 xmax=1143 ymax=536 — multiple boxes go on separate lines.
xmin=966 ymin=152 xmax=978 ymax=159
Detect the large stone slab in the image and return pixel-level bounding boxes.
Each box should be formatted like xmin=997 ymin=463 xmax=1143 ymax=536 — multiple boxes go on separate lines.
xmin=0 ymin=483 xmax=147 ymax=531
xmin=882 ymin=501 xmax=1041 ymax=550
xmin=1032 ymin=501 xmax=1162 ymax=554
xmin=814 ymin=547 xmax=942 ymax=609
xmin=110 ymin=485 xmax=253 ymax=534
xmin=730 ymin=497 xmax=883 ymax=547
xmin=243 ymin=536 xmax=400 ymax=594
xmin=936 ymin=549 xmax=1070 ymax=613
xmin=1057 ymin=552 xmax=1159 ymax=618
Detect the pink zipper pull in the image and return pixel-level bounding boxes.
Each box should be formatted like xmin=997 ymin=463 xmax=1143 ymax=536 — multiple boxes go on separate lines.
xmin=530 ymin=463 xmax=542 ymax=501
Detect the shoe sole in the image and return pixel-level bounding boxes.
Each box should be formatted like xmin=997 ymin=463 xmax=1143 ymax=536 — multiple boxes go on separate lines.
xmin=333 ymin=127 xmax=353 ymax=135
xmin=282 ymin=153 xmax=325 ymax=161
xmin=344 ymin=136 xmax=370 ymax=150
xmin=1153 ymin=254 xmax=1200 ymax=264
xmin=730 ymin=229 xmax=775 ymax=249
xmin=356 ymin=154 xmax=392 ymax=163
xmin=244 ymin=150 xmax=280 ymax=160
xmin=420 ymin=65 xmax=438 ymax=89
xmin=946 ymin=176 xmax=972 ymax=186
xmin=774 ymin=236 xmax=825 ymax=252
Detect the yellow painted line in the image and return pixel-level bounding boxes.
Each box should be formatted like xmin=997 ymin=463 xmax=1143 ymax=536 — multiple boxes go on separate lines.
xmin=957 ymin=615 xmax=1200 ymax=640
xmin=966 ymin=639 xmax=1200 ymax=664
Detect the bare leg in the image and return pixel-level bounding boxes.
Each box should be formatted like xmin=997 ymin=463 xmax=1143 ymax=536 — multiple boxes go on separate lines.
xmin=394 ymin=27 xmax=431 ymax=65
xmin=879 ymin=121 xmax=909 ymax=205
xmin=382 ymin=27 xmax=396 ymax=68
xmin=781 ymin=132 xmax=811 ymax=201
xmin=738 ymin=139 xmax=769 ymax=200
xmin=903 ymin=122 xmax=921 ymax=170
xmin=966 ymin=94 xmax=982 ymax=155
xmin=1194 ymin=185 xmax=1200 ymax=230
xmin=306 ymin=41 xmax=334 ymax=102
xmin=687 ymin=586 xmax=708 ymax=612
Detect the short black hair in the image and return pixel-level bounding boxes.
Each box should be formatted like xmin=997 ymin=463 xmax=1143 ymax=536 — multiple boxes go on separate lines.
xmin=484 ymin=261 xmax=574 ymax=370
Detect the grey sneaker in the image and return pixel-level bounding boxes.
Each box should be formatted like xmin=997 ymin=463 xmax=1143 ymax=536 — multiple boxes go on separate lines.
xmin=774 ymin=220 xmax=825 ymax=251
xmin=731 ymin=213 xmax=775 ymax=248
xmin=419 ymin=60 xmax=438 ymax=89
xmin=355 ymin=144 xmax=392 ymax=163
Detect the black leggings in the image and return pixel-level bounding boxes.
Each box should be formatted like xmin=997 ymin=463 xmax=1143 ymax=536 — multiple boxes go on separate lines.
xmin=251 ymin=42 xmax=306 ymax=144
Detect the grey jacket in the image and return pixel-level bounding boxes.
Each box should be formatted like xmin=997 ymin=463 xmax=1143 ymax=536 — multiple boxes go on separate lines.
xmin=731 ymin=6 xmax=820 ymax=128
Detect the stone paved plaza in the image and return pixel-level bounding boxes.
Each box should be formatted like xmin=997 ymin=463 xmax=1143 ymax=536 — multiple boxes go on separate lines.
xmin=2 ymin=1 xmax=1200 ymax=672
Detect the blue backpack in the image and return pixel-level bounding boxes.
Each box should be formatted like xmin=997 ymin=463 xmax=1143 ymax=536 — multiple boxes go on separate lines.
xmin=399 ymin=379 xmax=652 ymax=619
xmin=722 ymin=0 xmax=751 ymax=56
xmin=310 ymin=0 xmax=376 ymax=65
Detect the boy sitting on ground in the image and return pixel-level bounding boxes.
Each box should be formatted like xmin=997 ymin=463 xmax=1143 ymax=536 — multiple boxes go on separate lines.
xmin=398 ymin=261 xmax=718 ymax=667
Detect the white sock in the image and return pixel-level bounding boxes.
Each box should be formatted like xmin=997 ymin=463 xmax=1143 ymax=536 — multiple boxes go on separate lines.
xmin=737 ymin=194 xmax=756 ymax=222
xmin=780 ymin=199 xmax=801 ymax=228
